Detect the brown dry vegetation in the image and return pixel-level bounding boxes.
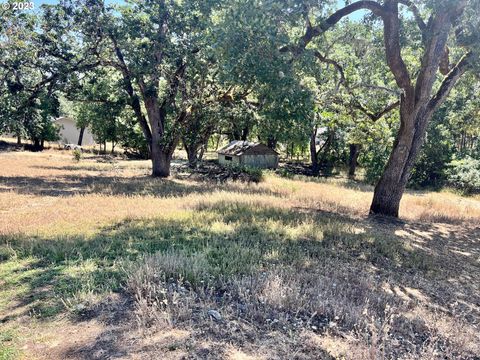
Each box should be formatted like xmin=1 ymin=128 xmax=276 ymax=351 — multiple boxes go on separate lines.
xmin=0 ymin=149 xmax=479 ymax=359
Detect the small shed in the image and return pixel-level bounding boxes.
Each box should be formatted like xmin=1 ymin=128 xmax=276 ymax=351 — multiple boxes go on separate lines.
xmin=218 ymin=141 xmax=279 ymax=169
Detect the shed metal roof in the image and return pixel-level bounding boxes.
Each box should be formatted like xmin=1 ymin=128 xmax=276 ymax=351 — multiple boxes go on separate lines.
xmin=218 ymin=141 xmax=279 ymax=156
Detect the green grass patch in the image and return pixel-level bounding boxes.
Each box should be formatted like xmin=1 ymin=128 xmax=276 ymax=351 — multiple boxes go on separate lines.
xmin=0 ymin=329 xmax=20 ymax=360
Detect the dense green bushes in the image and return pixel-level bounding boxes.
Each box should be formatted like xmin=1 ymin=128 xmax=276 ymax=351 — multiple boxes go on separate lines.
xmin=447 ymin=157 xmax=480 ymax=194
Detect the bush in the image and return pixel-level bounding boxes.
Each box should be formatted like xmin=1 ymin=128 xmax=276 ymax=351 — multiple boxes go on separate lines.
xmin=276 ymin=168 xmax=294 ymax=179
xmin=223 ymin=164 xmax=264 ymax=183
xmin=447 ymin=156 xmax=480 ymax=194
xmin=117 ymin=123 xmax=150 ymax=159
xmin=243 ymin=166 xmax=264 ymax=183
xmin=72 ymin=148 xmax=82 ymax=162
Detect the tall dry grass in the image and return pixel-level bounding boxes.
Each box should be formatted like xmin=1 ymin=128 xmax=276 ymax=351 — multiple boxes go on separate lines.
xmin=1 ymin=150 xmax=479 ymax=238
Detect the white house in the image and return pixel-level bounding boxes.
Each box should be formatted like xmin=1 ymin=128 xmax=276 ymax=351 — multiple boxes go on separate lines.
xmin=55 ymin=117 xmax=95 ymax=146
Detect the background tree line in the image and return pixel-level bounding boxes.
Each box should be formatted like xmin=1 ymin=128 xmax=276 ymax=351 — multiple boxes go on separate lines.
xmin=1 ymin=0 xmax=479 ymax=217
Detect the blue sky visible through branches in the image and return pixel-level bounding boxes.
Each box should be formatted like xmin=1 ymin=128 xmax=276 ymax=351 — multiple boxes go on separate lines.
xmin=26 ymin=0 xmax=368 ymax=21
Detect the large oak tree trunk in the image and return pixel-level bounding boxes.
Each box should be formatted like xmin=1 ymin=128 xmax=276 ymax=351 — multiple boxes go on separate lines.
xmin=146 ymin=103 xmax=173 ymax=178
xmin=370 ymin=99 xmax=428 ymax=216
xmin=145 ymin=100 xmax=185 ymax=178
xmin=151 ymin=137 xmax=172 ymax=177
xmin=143 ymin=96 xmax=167 ymax=177
xmin=284 ymin=0 xmax=469 ymax=217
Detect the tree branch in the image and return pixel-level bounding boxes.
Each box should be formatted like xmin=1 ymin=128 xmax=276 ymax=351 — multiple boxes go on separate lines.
xmin=161 ymin=60 xmax=187 ymax=110
xmin=280 ymin=1 xmax=386 ymax=55
xmin=382 ymin=1 xmax=412 ymax=90
xmin=439 ymin=46 xmax=450 ymax=75
xmin=313 ymin=51 xmax=345 ymax=90
xmin=398 ymin=0 xmax=426 ymax=33
xmin=351 ymin=84 xmax=400 ymax=95
xmin=283 ymin=1 xmax=412 ymax=91
xmin=427 ymin=52 xmax=472 ymax=115
xmin=414 ymin=0 xmax=467 ymax=104
xmin=351 ymin=99 xmax=400 ymax=122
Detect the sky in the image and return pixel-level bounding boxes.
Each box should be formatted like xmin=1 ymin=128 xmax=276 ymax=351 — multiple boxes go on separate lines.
xmin=27 ymin=0 xmax=367 ymax=22
xmin=31 ymin=0 xmax=368 ymax=20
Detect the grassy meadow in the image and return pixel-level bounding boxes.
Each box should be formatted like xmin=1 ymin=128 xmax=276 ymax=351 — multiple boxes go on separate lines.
xmin=0 ymin=148 xmax=479 ymax=359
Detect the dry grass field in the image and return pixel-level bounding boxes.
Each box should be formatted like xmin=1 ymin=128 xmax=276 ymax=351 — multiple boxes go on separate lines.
xmin=0 ymin=148 xmax=479 ymax=359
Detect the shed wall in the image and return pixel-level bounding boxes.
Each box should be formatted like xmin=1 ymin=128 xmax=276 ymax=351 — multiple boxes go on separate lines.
xmin=218 ymin=154 xmax=241 ymax=166
xmin=240 ymin=154 xmax=278 ymax=169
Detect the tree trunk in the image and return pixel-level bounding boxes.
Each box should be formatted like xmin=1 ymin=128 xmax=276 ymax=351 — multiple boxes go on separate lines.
xmin=267 ymin=136 xmax=277 ymax=150
xmin=310 ymin=128 xmax=320 ymax=176
xmin=231 ymin=127 xmax=242 ymax=141
xmin=151 ymin=139 xmax=172 ymax=177
xmin=370 ymin=105 xmax=428 ymax=217
xmin=280 ymin=0 xmax=469 ymax=217
xmin=16 ymin=135 xmax=21 ymax=145
xmin=198 ymin=145 xmax=205 ymax=162
xmin=185 ymin=143 xmax=199 ymax=169
xmin=241 ymin=126 xmax=249 ymax=141
xmin=77 ymin=127 xmax=85 ymax=146
xmin=111 ymin=35 xmax=152 ymax=157
xmin=348 ymin=144 xmax=361 ymax=178
xmin=32 ymin=138 xmax=42 ymax=151
xmin=319 ymin=130 xmax=334 ymax=170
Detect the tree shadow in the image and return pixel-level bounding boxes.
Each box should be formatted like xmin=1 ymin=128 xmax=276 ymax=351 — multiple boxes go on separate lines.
xmin=0 ymin=174 xmax=283 ymax=198
xmin=367 ymin=217 xmax=480 ymax=327
xmin=31 ymin=165 xmax=131 ymax=172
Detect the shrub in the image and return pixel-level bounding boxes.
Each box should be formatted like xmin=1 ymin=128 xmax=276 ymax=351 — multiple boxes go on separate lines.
xmin=72 ymin=148 xmax=82 ymax=162
xmin=447 ymin=156 xmax=480 ymax=194
xmin=276 ymin=168 xmax=294 ymax=179
xmin=225 ymin=164 xmax=264 ymax=183
xmin=243 ymin=166 xmax=264 ymax=183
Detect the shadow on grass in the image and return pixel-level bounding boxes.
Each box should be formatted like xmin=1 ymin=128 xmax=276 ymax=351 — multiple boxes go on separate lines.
xmin=31 ymin=165 xmax=133 ymax=172
xmin=0 ymin=174 xmax=283 ymax=198
xmin=1 ymin=202 xmax=479 ymax=357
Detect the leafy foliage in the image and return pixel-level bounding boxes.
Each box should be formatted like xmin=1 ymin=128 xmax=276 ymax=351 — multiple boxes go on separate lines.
xmin=448 ymin=157 xmax=480 ymax=194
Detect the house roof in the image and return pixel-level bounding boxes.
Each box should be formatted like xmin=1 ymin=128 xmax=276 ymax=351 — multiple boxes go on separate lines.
xmin=218 ymin=141 xmax=279 ymax=156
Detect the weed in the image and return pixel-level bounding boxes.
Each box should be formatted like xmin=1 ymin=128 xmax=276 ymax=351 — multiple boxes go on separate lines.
xmin=72 ymin=148 xmax=82 ymax=162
